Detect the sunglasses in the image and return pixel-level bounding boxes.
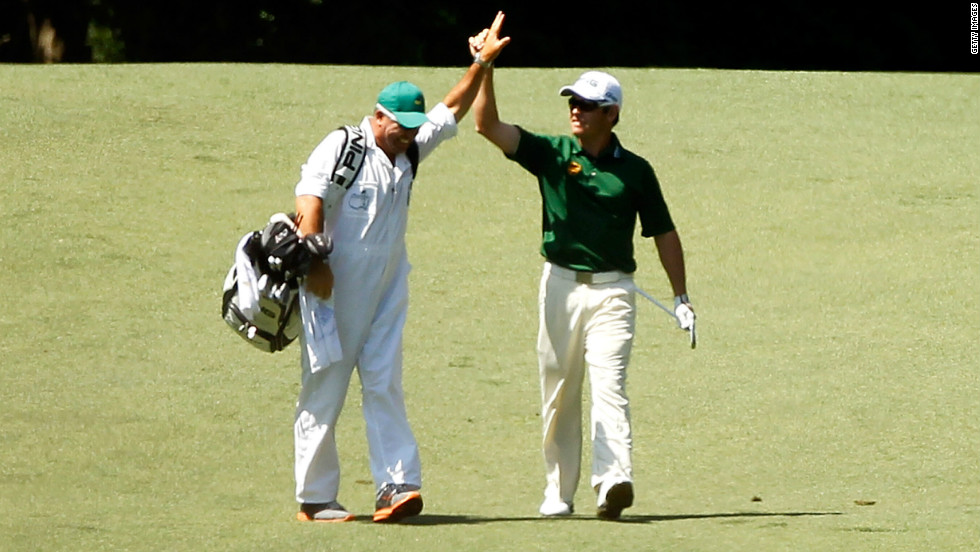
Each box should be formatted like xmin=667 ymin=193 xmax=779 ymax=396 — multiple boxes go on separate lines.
xmin=568 ymin=97 xmax=605 ymax=112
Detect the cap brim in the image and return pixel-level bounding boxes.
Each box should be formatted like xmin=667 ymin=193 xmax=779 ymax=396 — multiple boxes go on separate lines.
xmin=559 ymin=84 xmax=601 ymax=102
xmin=392 ymin=111 xmax=429 ymax=129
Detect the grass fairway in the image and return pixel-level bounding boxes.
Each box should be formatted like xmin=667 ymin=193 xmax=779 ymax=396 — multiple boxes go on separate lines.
xmin=1 ymin=63 xmax=977 ymax=551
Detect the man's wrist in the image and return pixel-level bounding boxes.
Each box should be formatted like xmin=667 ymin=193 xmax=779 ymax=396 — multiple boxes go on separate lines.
xmin=472 ymin=53 xmax=492 ymax=68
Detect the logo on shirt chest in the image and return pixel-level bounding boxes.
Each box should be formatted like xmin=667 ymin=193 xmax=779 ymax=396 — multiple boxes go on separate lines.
xmin=347 ymin=188 xmax=373 ymax=211
xmin=567 ymin=161 xmax=583 ymax=176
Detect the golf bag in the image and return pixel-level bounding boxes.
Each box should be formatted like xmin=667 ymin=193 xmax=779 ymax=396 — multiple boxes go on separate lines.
xmin=221 ymin=213 xmax=331 ymax=353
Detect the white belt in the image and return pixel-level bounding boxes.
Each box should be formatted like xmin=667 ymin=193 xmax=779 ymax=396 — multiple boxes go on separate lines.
xmin=547 ymin=262 xmax=631 ymax=285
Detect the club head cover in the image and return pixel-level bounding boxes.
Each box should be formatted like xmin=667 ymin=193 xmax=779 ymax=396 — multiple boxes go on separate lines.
xmin=260 ymin=215 xmax=309 ymax=280
xmin=302 ymin=232 xmax=333 ymax=261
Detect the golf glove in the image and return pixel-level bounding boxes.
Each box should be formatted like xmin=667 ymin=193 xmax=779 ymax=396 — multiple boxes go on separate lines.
xmin=674 ymin=294 xmax=695 ymax=330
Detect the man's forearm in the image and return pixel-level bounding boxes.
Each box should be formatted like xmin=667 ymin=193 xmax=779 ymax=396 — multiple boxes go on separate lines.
xmin=442 ymin=62 xmax=488 ymax=122
xmin=474 ymin=67 xmax=520 ymax=155
xmin=295 ymin=194 xmax=323 ymax=237
xmin=295 ymin=194 xmax=332 ymax=298
xmin=655 ymin=230 xmax=688 ymax=298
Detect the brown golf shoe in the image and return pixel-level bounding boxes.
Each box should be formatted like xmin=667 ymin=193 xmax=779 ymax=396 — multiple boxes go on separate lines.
xmin=597 ymin=481 xmax=634 ymax=520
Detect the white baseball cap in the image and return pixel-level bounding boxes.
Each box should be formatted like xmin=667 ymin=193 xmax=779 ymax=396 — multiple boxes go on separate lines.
xmin=559 ymin=71 xmax=623 ymax=108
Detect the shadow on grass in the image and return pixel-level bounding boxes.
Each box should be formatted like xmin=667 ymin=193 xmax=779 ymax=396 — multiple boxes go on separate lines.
xmin=394 ymin=511 xmax=843 ymax=526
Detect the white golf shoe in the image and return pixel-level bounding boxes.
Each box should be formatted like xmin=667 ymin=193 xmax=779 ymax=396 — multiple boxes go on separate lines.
xmin=539 ymin=497 xmax=574 ymax=516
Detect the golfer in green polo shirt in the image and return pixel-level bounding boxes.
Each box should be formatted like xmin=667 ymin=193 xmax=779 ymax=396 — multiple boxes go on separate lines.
xmin=474 ymin=66 xmax=694 ymax=520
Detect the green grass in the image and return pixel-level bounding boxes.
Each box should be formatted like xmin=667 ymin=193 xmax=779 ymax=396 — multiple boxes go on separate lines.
xmin=1 ymin=63 xmax=977 ymax=551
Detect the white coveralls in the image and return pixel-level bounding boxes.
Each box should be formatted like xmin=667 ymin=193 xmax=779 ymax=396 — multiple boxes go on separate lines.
xmin=292 ymin=103 xmax=458 ymax=505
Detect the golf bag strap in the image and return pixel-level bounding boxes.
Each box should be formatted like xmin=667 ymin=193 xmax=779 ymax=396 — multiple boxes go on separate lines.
xmin=407 ymin=141 xmax=419 ymax=177
xmin=320 ymin=125 xmax=419 ymax=215
xmin=319 ymin=126 xmax=367 ymax=214
xmin=332 ymin=124 xmax=419 ymax=187
xmin=331 ymin=125 xmax=367 ymax=190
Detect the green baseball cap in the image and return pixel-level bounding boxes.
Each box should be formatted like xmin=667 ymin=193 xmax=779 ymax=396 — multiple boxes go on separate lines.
xmin=376 ymin=81 xmax=429 ymax=129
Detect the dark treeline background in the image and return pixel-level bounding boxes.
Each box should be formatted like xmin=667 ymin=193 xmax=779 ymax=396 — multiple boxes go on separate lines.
xmin=1 ymin=0 xmax=976 ymax=71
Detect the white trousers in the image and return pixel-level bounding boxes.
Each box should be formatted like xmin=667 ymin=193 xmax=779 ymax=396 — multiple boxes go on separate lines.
xmin=294 ymin=255 xmax=420 ymax=504
xmin=537 ymin=262 xmax=636 ymax=505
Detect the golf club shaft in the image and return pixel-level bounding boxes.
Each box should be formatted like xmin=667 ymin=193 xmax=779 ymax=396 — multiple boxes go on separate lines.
xmin=634 ymin=287 xmax=676 ymax=319
xmin=635 ymin=286 xmax=696 ymax=349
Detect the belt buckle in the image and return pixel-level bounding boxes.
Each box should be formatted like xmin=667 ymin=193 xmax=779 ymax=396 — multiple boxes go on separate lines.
xmin=575 ymin=271 xmax=593 ymax=284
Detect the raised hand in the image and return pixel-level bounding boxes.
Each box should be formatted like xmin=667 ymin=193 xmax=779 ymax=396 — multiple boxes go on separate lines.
xmin=472 ymin=11 xmax=511 ymax=65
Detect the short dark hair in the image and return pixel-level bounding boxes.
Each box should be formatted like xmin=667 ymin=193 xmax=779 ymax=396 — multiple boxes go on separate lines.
xmin=602 ymin=106 xmax=620 ymax=127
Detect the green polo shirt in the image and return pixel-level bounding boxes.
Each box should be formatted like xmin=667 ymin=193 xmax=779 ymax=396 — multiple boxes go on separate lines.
xmin=507 ymin=127 xmax=675 ymax=273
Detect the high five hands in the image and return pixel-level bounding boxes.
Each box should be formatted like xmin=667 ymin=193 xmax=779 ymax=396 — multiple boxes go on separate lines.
xmin=469 ymin=11 xmax=511 ymax=65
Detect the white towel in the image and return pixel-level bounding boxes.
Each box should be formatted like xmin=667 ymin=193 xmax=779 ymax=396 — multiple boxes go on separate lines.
xmin=299 ymin=288 xmax=344 ymax=373
xmin=234 ymin=234 xmax=262 ymax=319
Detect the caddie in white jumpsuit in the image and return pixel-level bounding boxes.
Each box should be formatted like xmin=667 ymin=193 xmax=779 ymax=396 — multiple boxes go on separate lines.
xmin=290 ymin=13 xmax=511 ymax=524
